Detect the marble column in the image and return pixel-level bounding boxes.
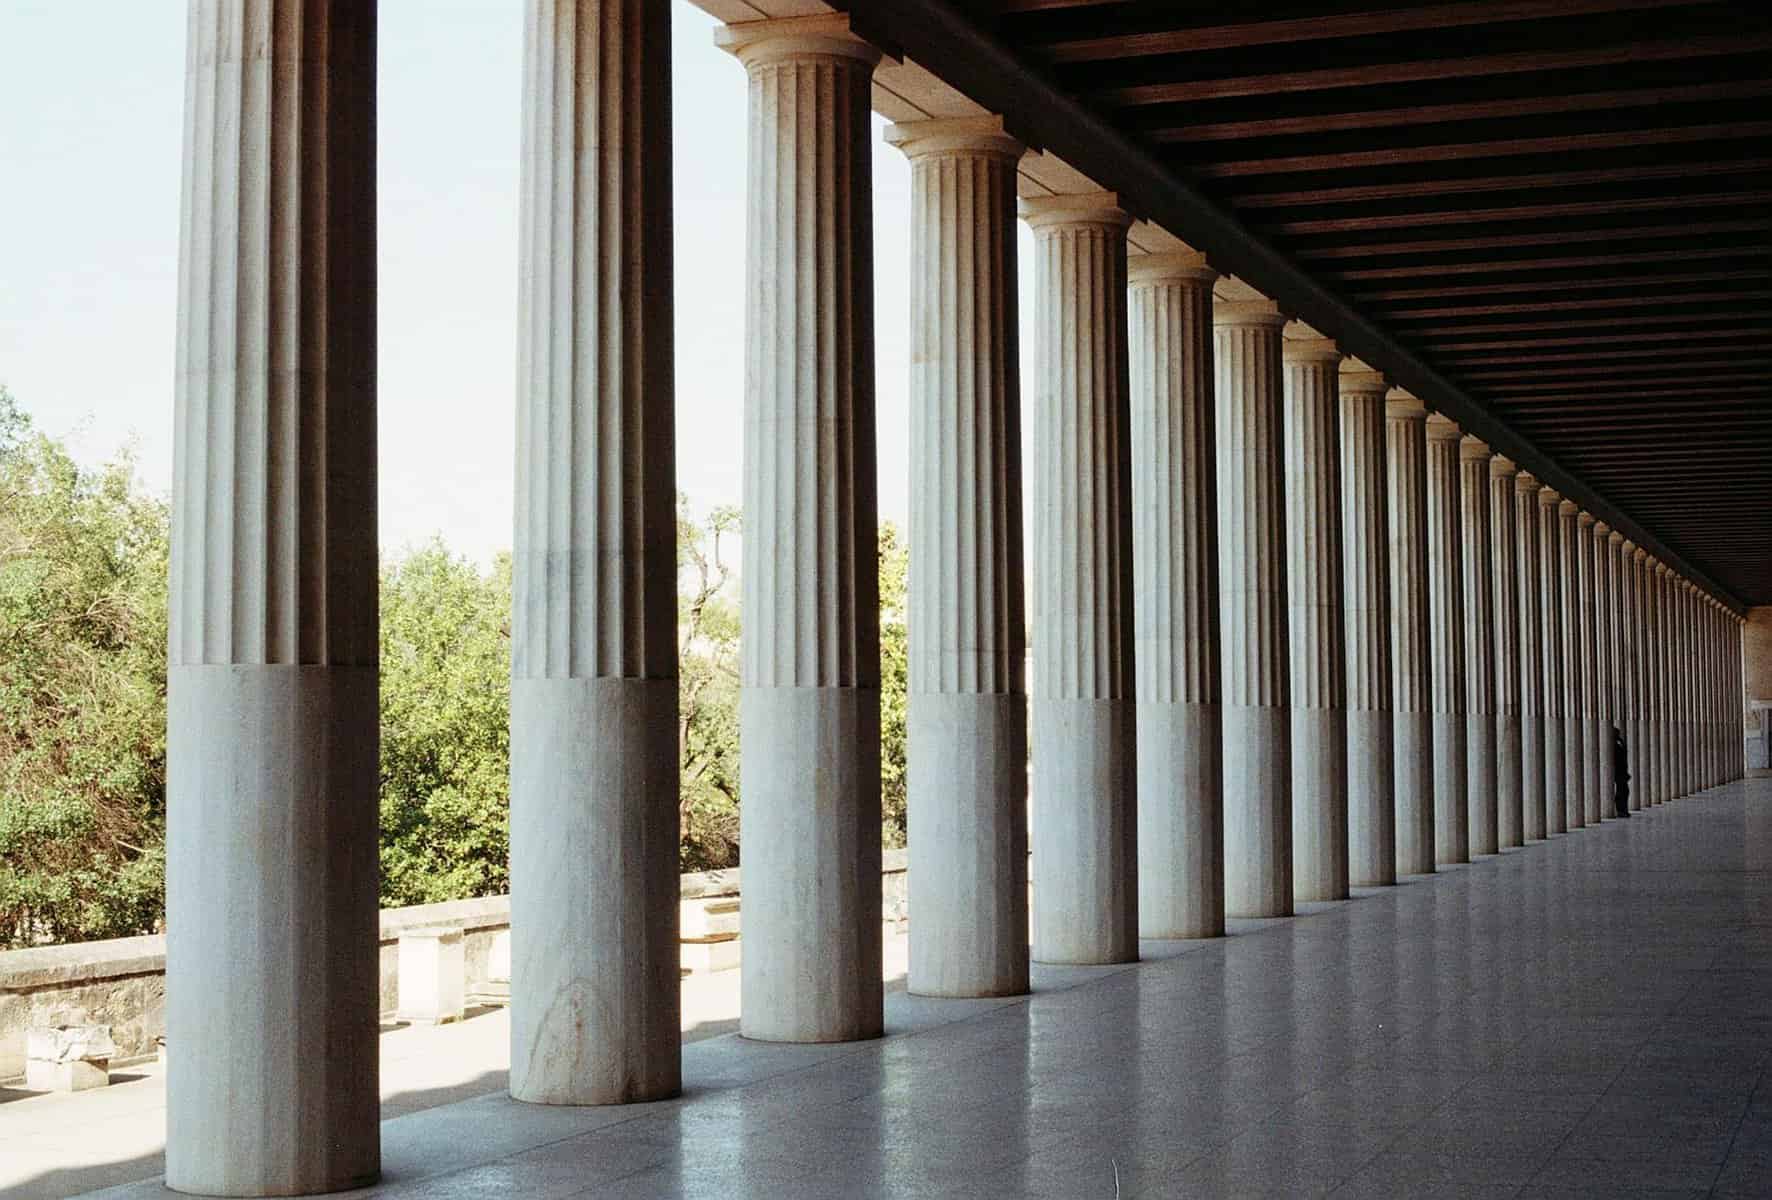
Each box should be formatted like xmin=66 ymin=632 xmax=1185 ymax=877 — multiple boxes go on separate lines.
xmin=1683 ymin=583 xmax=1698 ymax=795
xmin=1130 ymin=251 xmax=1224 ymax=939
xmin=1024 ymin=192 xmax=1137 ymax=963
xmin=1604 ymin=528 xmax=1626 ymax=813
xmin=1425 ymin=413 xmax=1468 ymax=865
xmin=1284 ymin=328 xmax=1348 ymax=903
xmin=511 ymin=0 xmax=680 ymax=1104
xmin=1461 ymin=437 xmax=1498 ymax=857
xmin=1386 ymin=389 xmax=1434 ymax=875
xmin=1215 ymin=293 xmax=1292 ymax=917
xmin=720 ymin=15 xmax=884 ymax=1042
xmin=1601 ymin=521 xmax=1616 ymax=815
xmin=166 ymin=1 xmax=380 ymax=1192
xmin=1653 ymin=563 xmax=1671 ymax=803
xmin=1540 ymin=489 xmax=1568 ymax=835
xmin=1623 ymin=543 xmax=1645 ymax=810
xmin=1490 ymin=456 xmax=1522 ymax=848
xmin=1559 ymin=500 xmax=1586 ymax=829
xmin=890 ymin=117 xmax=1030 ymax=995
xmin=1516 ymin=472 xmax=1546 ymax=840
xmin=1341 ymin=363 xmax=1395 ymax=886
xmin=1643 ymin=560 xmax=1662 ymax=804
xmin=1576 ymin=511 xmax=1600 ymax=825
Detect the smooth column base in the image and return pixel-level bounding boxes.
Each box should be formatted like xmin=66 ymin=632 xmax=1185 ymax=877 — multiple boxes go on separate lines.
xmin=1394 ymin=711 xmax=1435 ymax=875
xmin=1468 ymin=715 xmax=1498 ymax=856
xmin=740 ymin=685 xmax=884 ymax=1043
xmin=1137 ymin=700 xmax=1224 ymax=939
xmin=1349 ymin=709 xmax=1396 ymax=887
xmin=1433 ymin=712 xmax=1469 ymax=865
xmin=510 ymin=678 xmax=680 ymax=1105
xmin=1628 ymin=718 xmax=1646 ymax=810
xmin=1583 ymin=718 xmax=1603 ymax=824
xmin=1293 ymin=708 xmax=1350 ymax=902
xmin=1031 ymin=697 xmax=1137 ymax=965
xmin=1522 ymin=713 xmax=1546 ymax=841
xmin=1545 ymin=718 xmax=1568 ymax=835
xmin=1225 ymin=705 xmax=1292 ymax=917
xmin=166 ymin=665 xmax=380 ymax=1198
xmin=1497 ymin=714 xmax=1523 ymax=848
xmin=1564 ymin=716 xmax=1586 ymax=829
xmin=908 ymin=692 xmax=1030 ymax=997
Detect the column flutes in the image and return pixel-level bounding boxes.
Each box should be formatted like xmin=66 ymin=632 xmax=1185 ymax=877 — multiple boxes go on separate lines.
xmin=1576 ymin=511 xmax=1600 ymax=825
xmin=1559 ymin=500 xmax=1585 ymax=829
xmin=890 ymin=117 xmax=1030 ymax=996
xmin=1216 ymin=294 xmax=1293 ymax=917
xmin=1285 ymin=329 xmax=1349 ymax=902
xmin=1461 ymin=436 xmax=1498 ymax=857
xmin=511 ymin=0 xmax=680 ymax=1104
xmin=1516 ymin=472 xmax=1546 ymax=840
xmin=1024 ymin=193 xmax=1137 ymax=963
xmin=1426 ymin=413 xmax=1468 ymax=864
xmin=1387 ymin=390 xmax=1435 ymax=875
xmin=1592 ymin=522 xmax=1614 ymax=819
xmin=721 ymin=15 xmax=884 ymax=1042
xmin=1539 ymin=489 xmax=1567 ymax=834
xmin=1491 ymin=456 xmax=1522 ymax=848
xmin=1130 ymin=252 xmax=1225 ymax=939
xmin=1342 ymin=363 xmax=1395 ymax=886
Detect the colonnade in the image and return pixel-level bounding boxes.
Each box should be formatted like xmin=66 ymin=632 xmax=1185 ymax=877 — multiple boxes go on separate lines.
xmin=161 ymin=4 xmax=1750 ymax=1194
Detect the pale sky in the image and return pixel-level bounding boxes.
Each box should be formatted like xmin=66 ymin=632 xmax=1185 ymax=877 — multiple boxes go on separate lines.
xmin=0 ymin=0 xmax=1040 ymax=563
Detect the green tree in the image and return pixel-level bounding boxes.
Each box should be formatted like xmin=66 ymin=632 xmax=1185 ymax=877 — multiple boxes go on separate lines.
xmin=0 ymin=388 xmax=170 ymax=948
xmin=677 ymin=500 xmax=742 ymax=870
xmin=377 ymin=543 xmax=513 ymax=907
xmin=879 ymin=523 xmax=909 ymax=849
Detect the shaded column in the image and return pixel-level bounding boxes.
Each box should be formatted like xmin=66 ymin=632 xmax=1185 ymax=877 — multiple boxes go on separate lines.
xmin=1644 ymin=560 xmax=1663 ymax=804
xmin=1624 ymin=543 xmax=1646 ymax=811
xmin=1130 ymin=251 xmax=1224 ymax=939
xmin=890 ymin=116 xmax=1029 ymax=996
xmin=1284 ymin=327 xmax=1348 ymax=902
xmin=720 ymin=15 xmax=884 ymax=1042
xmin=1592 ymin=522 xmax=1614 ymax=818
xmin=1461 ymin=436 xmax=1498 ymax=857
xmin=1386 ymin=389 xmax=1434 ymax=875
xmin=1559 ymin=500 xmax=1585 ymax=829
xmin=1342 ymin=362 xmax=1395 ymax=886
xmin=1576 ymin=511 xmax=1600 ymax=825
xmin=1539 ymin=489 xmax=1568 ymax=834
xmin=1490 ymin=456 xmax=1522 ymax=848
xmin=1603 ymin=527 xmax=1625 ymax=814
xmin=1215 ymin=293 xmax=1292 ymax=917
xmin=1024 ymin=192 xmax=1137 ymax=963
xmin=1425 ymin=413 xmax=1468 ymax=864
xmin=1516 ymin=472 xmax=1546 ymax=840
xmin=1683 ymin=582 xmax=1698 ymax=794
xmin=166 ymin=2 xmax=380 ymax=1193
xmin=1654 ymin=562 xmax=1671 ymax=803
xmin=511 ymin=0 xmax=679 ymax=1105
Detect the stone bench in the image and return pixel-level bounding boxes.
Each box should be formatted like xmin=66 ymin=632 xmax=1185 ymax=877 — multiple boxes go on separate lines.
xmin=26 ymin=1024 xmax=117 ymax=1092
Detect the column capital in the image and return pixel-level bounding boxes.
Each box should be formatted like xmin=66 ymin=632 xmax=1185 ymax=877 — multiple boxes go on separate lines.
xmin=1019 ymin=191 xmax=1132 ymax=232
xmin=1655 ymin=561 xmax=1671 ymax=577
xmin=1491 ymin=454 xmax=1519 ymax=478
xmin=1578 ymin=510 xmax=1596 ymax=528
xmin=1385 ymin=386 xmax=1426 ymax=419
xmin=1632 ymin=545 xmax=1647 ymax=561
xmin=715 ymin=13 xmax=885 ymax=68
xmin=1516 ymin=469 xmax=1541 ymax=494
xmin=1338 ymin=357 xmax=1386 ymax=396
xmin=1594 ymin=520 xmax=1611 ymax=537
xmin=1559 ymin=498 xmax=1579 ymax=517
xmin=1539 ymin=486 xmax=1562 ymax=509
xmin=1127 ymin=249 xmax=1216 ymax=287
xmin=1425 ymin=411 xmax=1461 ymax=442
xmin=1608 ymin=529 xmax=1625 ymax=546
xmin=1211 ymin=294 xmax=1285 ymax=328
xmin=1459 ymin=433 xmax=1491 ymax=460
xmin=1282 ymin=321 xmax=1339 ymax=363
xmin=884 ymin=115 xmax=1024 ymax=162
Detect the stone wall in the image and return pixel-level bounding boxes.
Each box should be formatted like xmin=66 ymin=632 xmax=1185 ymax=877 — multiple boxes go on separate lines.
xmin=0 ymin=850 xmax=909 ymax=1082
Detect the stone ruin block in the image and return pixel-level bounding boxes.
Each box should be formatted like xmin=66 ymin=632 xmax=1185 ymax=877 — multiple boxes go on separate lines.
xmin=25 ymin=1024 xmax=118 ymax=1092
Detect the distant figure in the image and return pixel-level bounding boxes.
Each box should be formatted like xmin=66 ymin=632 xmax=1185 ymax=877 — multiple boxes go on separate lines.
xmin=1612 ymin=725 xmax=1631 ymax=818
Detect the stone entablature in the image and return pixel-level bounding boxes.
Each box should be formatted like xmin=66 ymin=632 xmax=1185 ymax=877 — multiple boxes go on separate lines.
xmin=0 ymin=851 xmax=910 ymax=1084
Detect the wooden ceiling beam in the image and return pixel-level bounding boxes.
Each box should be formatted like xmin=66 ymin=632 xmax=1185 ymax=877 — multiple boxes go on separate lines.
xmin=1231 ymin=159 xmax=1772 ymax=207
xmin=1334 ymin=248 xmax=1753 ymax=281
xmin=1271 ymin=192 xmax=1771 ymax=235
xmin=1379 ymin=290 xmax=1772 ymax=318
xmin=1351 ymin=270 xmax=1772 ymax=301
xmin=1400 ymin=311 xmax=1772 ymax=336
xmin=1294 ymin=219 xmax=1772 ymax=258
xmin=1456 ymin=359 xmax=1772 ymax=380
xmin=1434 ymin=328 xmax=1772 ymax=352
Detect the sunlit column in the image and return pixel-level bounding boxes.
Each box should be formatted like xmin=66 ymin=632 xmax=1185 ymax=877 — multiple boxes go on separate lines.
xmin=1284 ymin=327 xmax=1348 ymax=902
xmin=721 ymin=14 xmax=885 ymax=1041
xmin=511 ymin=0 xmax=681 ymax=1105
xmin=1341 ymin=362 xmax=1395 ymax=886
xmin=1024 ymin=192 xmax=1137 ymax=963
xmin=1460 ymin=436 xmax=1497 ymax=857
xmin=1538 ymin=489 xmax=1568 ymax=834
xmin=1516 ymin=472 xmax=1546 ymax=840
xmin=1386 ymin=389 xmax=1434 ymax=874
xmin=1490 ymin=456 xmax=1522 ymax=848
xmin=1130 ymin=251 xmax=1225 ymax=939
xmin=166 ymin=2 xmax=380 ymax=1192
xmin=1559 ymin=500 xmax=1585 ymax=828
xmin=890 ymin=116 xmax=1030 ymax=996
xmin=1426 ymin=413 xmax=1467 ymax=864
xmin=1215 ymin=291 xmax=1293 ymax=916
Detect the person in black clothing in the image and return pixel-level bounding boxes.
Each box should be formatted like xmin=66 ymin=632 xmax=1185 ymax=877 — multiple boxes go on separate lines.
xmin=1612 ymin=725 xmax=1631 ymax=818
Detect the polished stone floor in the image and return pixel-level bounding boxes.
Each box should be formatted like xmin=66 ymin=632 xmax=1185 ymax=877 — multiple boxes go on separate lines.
xmin=90 ymin=777 xmax=1772 ymax=1199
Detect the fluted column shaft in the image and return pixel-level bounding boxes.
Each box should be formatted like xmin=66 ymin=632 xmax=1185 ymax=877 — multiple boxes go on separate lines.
xmin=1491 ymin=457 xmax=1522 ymax=848
xmin=1025 ymin=194 xmax=1137 ymax=963
xmin=1342 ymin=367 xmax=1395 ymax=886
xmin=1681 ymin=583 xmax=1697 ymax=794
xmin=1644 ymin=561 xmax=1662 ymax=804
xmin=1461 ymin=437 xmax=1498 ymax=856
xmin=721 ymin=17 xmax=884 ymax=1042
xmin=1216 ymin=297 xmax=1292 ymax=917
xmin=1130 ymin=254 xmax=1224 ymax=938
xmin=1559 ymin=501 xmax=1586 ymax=829
xmin=167 ymin=3 xmax=379 ymax=1193
xmin=1591 ymin=522 xmax=1613 ymax=819
xmin=1285 ymin=333 xmax=1348 ymax=902
xmin=1576 ymin=512 xmax=1600 ymax=825
xmin=1539 ymin=490 xmax=1568 ymax=834
xmin=892 ymin=118 xmax=1029 ymax=995
xmin=510 ymin=0 xmax=680 ymax=1106
xmin=1387 ymin=391 xmax=1434 ymax=874
xmin=1623 ymin=544 xmax=1644 ymax=810
xmin=1654 ymin=564 xmax=1671 ymax=803
xmin=1516 ymin=473 xmax=1546 ymax=839
xmin=1426 ymin=414 xmax=1468 ymax=864
xmin=1597 ymin=527 xmax=1620 ymax=816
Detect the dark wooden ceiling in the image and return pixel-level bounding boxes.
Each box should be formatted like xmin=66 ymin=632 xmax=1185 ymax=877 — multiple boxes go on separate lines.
xmin=969 ymin=0 xmax=1772 ymax=604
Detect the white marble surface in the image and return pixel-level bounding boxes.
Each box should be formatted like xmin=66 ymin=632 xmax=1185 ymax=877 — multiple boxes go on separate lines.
xmin=1386 ymin=390 xmax=1434 ymax=878
xmin=1425 ymin=414 xmax=1468 ymax=866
